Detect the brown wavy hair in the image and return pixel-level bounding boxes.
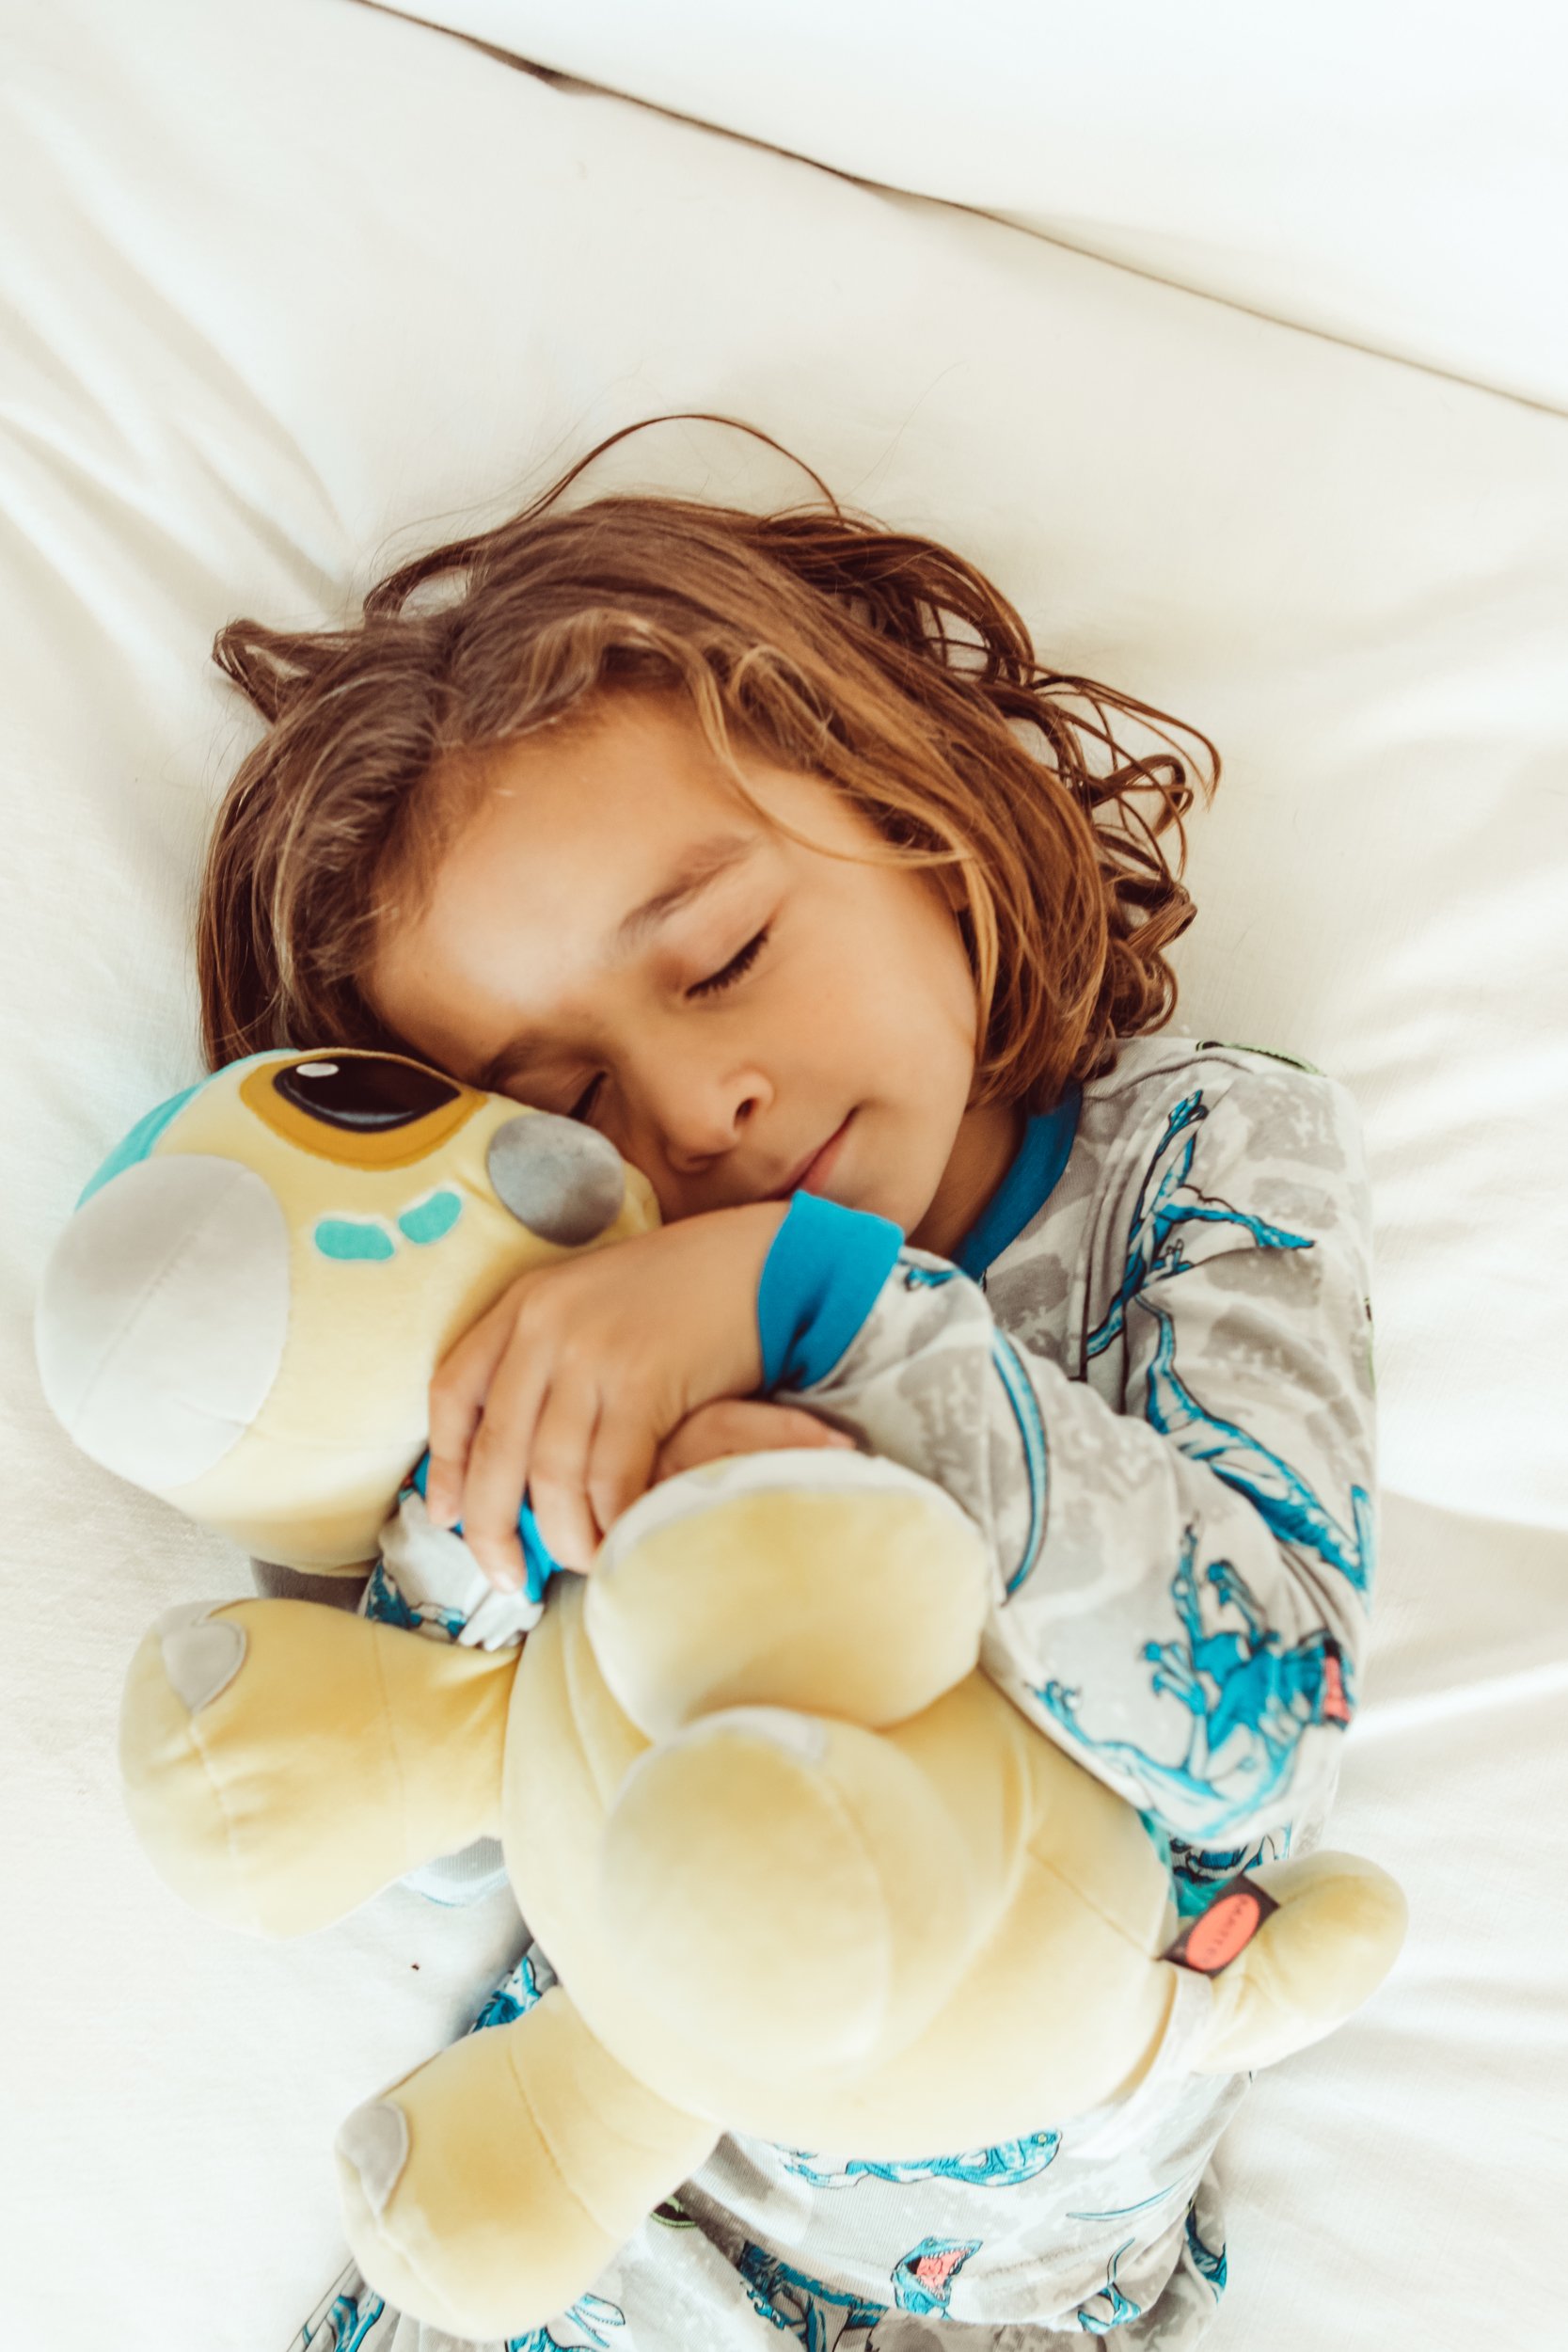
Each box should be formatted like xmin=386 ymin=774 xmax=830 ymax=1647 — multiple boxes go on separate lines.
xmin=198 ymin=412 xmax=1219 ymax=1115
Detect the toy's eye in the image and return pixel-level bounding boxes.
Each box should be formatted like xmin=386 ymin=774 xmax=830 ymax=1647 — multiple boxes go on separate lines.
xmin=241 ymin=1052 xmax=482 ymax=1168
xmin=273 ymin=1057 xmax=459 ymax=1131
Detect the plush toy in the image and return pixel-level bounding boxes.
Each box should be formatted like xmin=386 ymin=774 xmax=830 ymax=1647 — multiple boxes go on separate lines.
xmin=36 ymin=1047 xmax=1407 ymax=2343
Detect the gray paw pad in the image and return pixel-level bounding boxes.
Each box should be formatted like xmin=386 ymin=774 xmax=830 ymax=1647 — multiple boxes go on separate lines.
xmin=336 ymin=2100 xmax=410 ymax=2219
xmin=153 ymin=1605 xmax=246 ymax=1714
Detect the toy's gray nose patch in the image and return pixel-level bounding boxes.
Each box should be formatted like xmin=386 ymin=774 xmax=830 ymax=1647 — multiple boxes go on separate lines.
xmin=486 ymin=1114 xmax=626 ymax=1244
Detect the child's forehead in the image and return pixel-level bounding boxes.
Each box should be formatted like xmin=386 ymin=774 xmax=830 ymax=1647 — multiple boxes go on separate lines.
xmin=430 ymin=711 xmax=869 ymax=884
xmin=451 ymin=693 xmax=769 ymax=802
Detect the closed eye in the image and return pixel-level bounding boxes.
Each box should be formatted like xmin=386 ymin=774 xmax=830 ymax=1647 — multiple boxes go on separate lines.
xmin=688 ymin=925 xmax=770 ymax=1000
xmin=566 ymin=927 xmax=772 ymax=1121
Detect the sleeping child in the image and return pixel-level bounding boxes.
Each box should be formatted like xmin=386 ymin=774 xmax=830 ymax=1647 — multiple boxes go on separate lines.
xmin=199 ymin=412 xmax=1378 ymax=2351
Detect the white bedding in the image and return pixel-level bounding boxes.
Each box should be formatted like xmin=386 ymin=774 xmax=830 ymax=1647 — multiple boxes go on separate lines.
xmin=1 ymin=3 xmax=1564 ymax=2345
xmin=380 ymin=0 xmax=1568 ymax=413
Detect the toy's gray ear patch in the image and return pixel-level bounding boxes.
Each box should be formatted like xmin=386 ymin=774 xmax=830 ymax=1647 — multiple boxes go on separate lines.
xmin=336 ymin=2099 xmax=410 ymax=2219
xmin=486 ymin=1114 xmax=626 ymax=1245
xmin=35 ymin=1152 xmax=289 ymax=1488
xmin=153 ymin=1604 xmax=246 ymax=1714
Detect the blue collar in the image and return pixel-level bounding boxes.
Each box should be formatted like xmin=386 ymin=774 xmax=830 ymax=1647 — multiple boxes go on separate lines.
xmin=951 ymin=1082 xmax=1082 ymax=1280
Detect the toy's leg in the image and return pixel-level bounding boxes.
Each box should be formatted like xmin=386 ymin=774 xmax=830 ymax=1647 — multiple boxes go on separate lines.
xmin=1188 ymin=1850 xmax=1408 ymax=2074
xmin=119 ymin=1597 xmax=514 ymax=1934
xmin=584 ymin=1448 xmax=990 ymax=1741
xmin=336 ymin=1983 xmax=717 ymax=2341
xmin=595 ymin=1677 xmax=1024 ymax=2081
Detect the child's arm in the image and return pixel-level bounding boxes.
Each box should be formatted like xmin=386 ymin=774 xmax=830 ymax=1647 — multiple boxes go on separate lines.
xmin=758 ymin=1057 xmax=1376 ymax=1855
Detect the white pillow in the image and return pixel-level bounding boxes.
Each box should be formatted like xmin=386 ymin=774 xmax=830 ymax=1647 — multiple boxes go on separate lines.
xmin=369 ymin=0 xmax=1568 ymax=411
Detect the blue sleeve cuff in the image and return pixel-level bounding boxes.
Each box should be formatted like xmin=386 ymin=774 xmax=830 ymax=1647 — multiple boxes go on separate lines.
xmin=756 ymin=1190 xmax=905 ymax=1393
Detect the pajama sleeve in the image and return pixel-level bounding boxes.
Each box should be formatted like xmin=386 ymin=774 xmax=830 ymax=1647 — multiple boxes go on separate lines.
xmin=755 ymin=1057 xmax=1378 ymax=1851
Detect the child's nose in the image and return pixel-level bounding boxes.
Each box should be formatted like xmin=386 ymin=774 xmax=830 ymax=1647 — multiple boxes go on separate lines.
xmin=643 ymin=1073 xmax=769 ymax=1178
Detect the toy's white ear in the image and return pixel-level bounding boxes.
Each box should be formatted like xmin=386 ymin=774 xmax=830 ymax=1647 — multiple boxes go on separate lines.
xmin=36 ymin=1152 xmax=290 ymax=1490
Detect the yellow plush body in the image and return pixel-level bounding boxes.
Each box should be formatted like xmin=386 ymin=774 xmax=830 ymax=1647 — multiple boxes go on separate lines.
xmin=38 ymin=1050 xmax=1407 ymax=2341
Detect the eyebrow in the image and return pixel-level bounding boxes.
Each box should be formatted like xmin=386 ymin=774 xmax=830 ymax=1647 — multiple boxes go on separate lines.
xmin=610 ymin=830 xmax=759 ymax=959
xmin=470 ymin=830 xmax=760 ymax=1092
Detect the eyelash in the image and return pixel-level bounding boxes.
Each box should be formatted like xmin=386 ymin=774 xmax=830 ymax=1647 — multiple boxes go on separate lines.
xmin=566 ymin=927 xmax=772 ymax=1121
xmin=689 ymin=924 xmax=771 ymax=999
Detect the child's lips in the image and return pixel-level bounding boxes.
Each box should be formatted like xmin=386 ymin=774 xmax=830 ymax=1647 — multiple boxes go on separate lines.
xmin=771 ymin=1112 xmax=854 ymax=1199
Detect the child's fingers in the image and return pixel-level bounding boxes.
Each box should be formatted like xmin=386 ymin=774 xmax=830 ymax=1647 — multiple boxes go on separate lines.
xmin=651 ymin=1400 xmax=857 ymax=1486
xmin=583 ymin=1418 xmax=663 ymax=1558
xmin=425 ymin=1296 xmax=516 ymax=1528
xmin=519 ymin=1375 xmax=611 ymax=1576
xmin=457 ymin=1340 xmax=557 ymax=1589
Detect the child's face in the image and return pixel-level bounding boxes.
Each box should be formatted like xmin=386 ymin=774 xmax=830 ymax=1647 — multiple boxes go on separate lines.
xmin=366 ymin=691 xmax=1022 ymax=1256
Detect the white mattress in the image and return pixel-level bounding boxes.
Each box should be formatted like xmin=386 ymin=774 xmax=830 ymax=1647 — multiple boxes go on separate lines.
xmin=1 ymin=4 xmax=1564 ymax=2346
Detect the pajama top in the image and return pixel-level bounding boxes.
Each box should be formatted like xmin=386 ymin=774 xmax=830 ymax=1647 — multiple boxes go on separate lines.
xmin=332 ymin=1028 xmax=1379 ymax=2350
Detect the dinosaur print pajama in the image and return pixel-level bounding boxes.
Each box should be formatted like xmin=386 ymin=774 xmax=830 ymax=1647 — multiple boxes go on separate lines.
xmin=289 ymin=1036 xmax=1378 ymax=2352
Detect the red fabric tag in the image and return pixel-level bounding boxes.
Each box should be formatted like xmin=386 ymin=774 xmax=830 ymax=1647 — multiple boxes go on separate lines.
xmin=1161 ymin=1873 xmax=1281 ymax=1975
xmin=1320 ymin=1641 xmax=1353 ymax=1724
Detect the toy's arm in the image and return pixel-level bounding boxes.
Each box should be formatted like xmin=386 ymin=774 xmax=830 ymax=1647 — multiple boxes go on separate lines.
xmin=120 ymin=1597 xmax=515 ymax=1934
xmin=758 ymin=1065 xmax=1376 ymax=1853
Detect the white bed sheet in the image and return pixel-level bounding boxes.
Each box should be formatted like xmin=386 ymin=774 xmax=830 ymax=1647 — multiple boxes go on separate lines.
xmin=1 ymin=3 xmax=1564 ymax=2346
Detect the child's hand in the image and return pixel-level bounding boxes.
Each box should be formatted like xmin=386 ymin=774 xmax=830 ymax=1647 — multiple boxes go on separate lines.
xmin=651 ymin=1397 xmax=858 ymax=1488
xmin=425 ymin=1203 xmax=792 ymax=1589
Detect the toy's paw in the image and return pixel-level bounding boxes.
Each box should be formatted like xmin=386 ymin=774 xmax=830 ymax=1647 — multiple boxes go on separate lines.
xmin=1189 ymin=1851 xmax=1409 ymax=2075
xmin=337 ymin=2101 xmax=409 ymax=2219
xmin=119 ymin=1598 xmax=269 ymax=1932
xmin=598 ymin=1704 xmax=979 ymax=2080
xmin=586 ymin=1448 xmax=990 ymax=1741
xmin=335 ymin=1989 xmax=717 ymax=2339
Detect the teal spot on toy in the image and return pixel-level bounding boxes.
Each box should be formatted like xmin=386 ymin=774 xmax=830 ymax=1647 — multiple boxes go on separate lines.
xmin=315 ymin=1216 xmax=397 ymax=1263
xmin=398 ymin=1188 xmax=463 ymax=1246
xmin=78 ymin=1080 xmax=206 ymax=1206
